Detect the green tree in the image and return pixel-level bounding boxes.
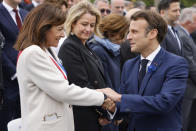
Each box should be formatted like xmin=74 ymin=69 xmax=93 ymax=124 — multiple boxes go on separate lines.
xmin=140 ymin=0 xmax=195 ymax=7
xmin=181 ymin=0 xmax=195 ymax=7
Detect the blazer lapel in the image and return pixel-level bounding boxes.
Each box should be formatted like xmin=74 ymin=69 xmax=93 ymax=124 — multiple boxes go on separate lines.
xmin=174 ymin=27 xmax=184 ymax=56
xmin=168 ymin=29 xmax=182 ymax=55
xmin=70 ymin=35 xmax=105 ymax=76
xmin=133 ymin=58 xmax=140 ymax=93
xmin=139 ymin=48 xmax=165 ymax=95
xmin=0 ymin=4 xmax=19 ymax=33
xmin=85 ymin=45 xmax=105 ymax=75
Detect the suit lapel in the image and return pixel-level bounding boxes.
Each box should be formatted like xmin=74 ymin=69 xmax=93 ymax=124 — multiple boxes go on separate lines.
xmin=139 ymin=48 xmax=165 ymax=95
xmin=133 ymin=58 xmax=140 ymax=93
xmin=174 ymin=27 xmax=184 ymax=56
xmin=168 ymin=28 xmax=183 ymax=55
xmin=0 ymin=4 xmax=18 ymax=31
xmin=83 ymin=44 xmax=105 ymax=76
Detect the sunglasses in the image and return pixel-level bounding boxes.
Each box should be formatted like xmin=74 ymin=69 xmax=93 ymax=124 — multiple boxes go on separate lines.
xmin=100 ymin=9 xmax=111 ymax=14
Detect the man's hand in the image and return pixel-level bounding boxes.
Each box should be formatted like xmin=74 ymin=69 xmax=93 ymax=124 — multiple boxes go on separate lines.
xmin=102 ymin=98 xmax=116 ymax=113
xmin=97 ymin=88 xmax=122 ymax=102
xmin=98 ymin=117 xmax=111 ymax=126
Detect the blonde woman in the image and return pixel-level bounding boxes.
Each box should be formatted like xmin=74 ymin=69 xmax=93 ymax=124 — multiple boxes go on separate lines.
xmin=58 ymin=1 xmax=109 ymax=131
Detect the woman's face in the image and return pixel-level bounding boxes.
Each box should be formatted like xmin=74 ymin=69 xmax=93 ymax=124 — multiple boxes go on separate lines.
xmin=45 ymin=24 xmax=65 ymax=48
xmin=72 ymin=13 xmax=96 ymax=44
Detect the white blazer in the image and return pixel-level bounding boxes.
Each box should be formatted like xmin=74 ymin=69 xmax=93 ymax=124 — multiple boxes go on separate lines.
xmin=16 ymin=45 xmax=104 ymax=131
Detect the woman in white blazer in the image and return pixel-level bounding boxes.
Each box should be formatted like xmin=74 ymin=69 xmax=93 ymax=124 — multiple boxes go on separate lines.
xmin=14 ymin=3 xmax=106 ymax=131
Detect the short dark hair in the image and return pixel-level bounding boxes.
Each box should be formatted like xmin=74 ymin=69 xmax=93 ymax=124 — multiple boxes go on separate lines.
xmin=131 ymin=10 xmax=168 ymax=43
xmin=14 ymin=3 xmax=66 ymax=51
xmin=158 ymin=0 xmax=180 ymax=13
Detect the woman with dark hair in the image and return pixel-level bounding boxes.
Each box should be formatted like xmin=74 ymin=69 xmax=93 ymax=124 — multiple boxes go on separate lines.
xmin=88 ymin=14 xmax=130 ymax=131
xmin=89 ymin=14 xmax=129 ymax=94
xmin=14 ymin=3 xmax=106 ymax=131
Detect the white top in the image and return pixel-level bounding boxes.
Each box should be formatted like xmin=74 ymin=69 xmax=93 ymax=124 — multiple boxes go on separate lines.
xmin=32 ymin=0 xmax=39 ymax=7
xmin=17 ymin=45 xmax=104 ymax=131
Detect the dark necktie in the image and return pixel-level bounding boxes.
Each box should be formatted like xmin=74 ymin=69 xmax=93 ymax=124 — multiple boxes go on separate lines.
xmin=13 ymin=9 xmax=22 ymax=30
xmin=138 ymin=59 xmax=149 ymax=88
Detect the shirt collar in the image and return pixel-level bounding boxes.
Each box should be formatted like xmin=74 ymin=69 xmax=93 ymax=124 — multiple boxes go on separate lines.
xmin=2 ymin=1 xmax=20 ymax=13
xmin=168 ymin=25 xmax=172 ymax=30
xmin=140 ymin=45 xmax=161 ymax=63
xmin=32 ymin=0 xmax=39 ymax=7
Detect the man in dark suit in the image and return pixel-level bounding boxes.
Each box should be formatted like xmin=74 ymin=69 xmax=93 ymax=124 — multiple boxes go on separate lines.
xmin=0 ymin=0 xmax=27 ymax=130
xmin=158 ymin=0 xmax=183 ymax=56
xmin=176 ymin=7 xmax=196 ymax=131
xmin=100 ymin=11 xmax=189 ymax=131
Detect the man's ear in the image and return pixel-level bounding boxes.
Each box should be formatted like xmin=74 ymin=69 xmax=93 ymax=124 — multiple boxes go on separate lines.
xmin=186 ymin=20 xmax=192 ymax=25
xmin=149 ymin=29 xmax=158 ymax=40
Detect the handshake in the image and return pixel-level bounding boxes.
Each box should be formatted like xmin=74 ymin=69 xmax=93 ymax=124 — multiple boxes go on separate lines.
xmin=97 ymin=88 xmax=122 ymax=113
xmin=96 ymin=88 xmax=122 ymax=126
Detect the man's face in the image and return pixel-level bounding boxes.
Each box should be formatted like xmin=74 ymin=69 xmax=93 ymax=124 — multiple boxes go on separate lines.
xmin=127 ymin=19 xmax=150 ymax=54
xmin=6 ymin=0 xmax=22 ymax=5
xmin=189 ymin=13 xmax=196 ymax=33
xmin=111 ymin=0 xmax=124 ymax=15
xmin=97 ymin=1 xmax=110 ymax=17
xmin=163 ymin=2 xmax=180 ymax=25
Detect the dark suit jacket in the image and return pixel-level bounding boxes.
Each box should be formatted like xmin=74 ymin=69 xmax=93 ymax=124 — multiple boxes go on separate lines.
xmin=58 ymin=34 xmax=107 ymax=131
xmin=176 ymin=26 xmax=196 ymax=98
xmin=0 ymin=31 xmax=3 ymax=109
xmin=119 ymin=48 xmax=188 ymax=131
xmin=161 ymin=27 xmax=183 ymax=56
xmin=176 ymin=26 xmax=196 ymax=131
xmin=0 ymin=3 xmax=27 ymax=100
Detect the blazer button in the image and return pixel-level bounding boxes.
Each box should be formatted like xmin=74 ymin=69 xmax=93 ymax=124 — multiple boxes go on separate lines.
xmin=69 ymin=105 xmax=72 ymax=108
xmin=94 ymin=81 xmax=98 ymax=84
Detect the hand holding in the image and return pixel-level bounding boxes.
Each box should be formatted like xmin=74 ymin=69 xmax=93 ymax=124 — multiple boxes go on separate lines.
xmin=97 ymin=88 xmax=121 ymax=102
xmin=98 ymin=117 xmax=111 ymax=126
xmin=102 ymin=98 xmax=116 ymax=113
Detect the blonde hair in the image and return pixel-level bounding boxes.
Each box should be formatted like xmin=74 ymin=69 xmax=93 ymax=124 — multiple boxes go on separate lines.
xmin=65 ymin=0 xmax=101 ymax=36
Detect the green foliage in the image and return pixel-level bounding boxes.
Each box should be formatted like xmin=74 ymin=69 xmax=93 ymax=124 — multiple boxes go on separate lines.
xmin=142 ymin=0 xmax=154 ymax=7
xmin=181 ymin=0 xmax=195 ymax=8
xmin=140 ymin=0 xmax=195 ymax=7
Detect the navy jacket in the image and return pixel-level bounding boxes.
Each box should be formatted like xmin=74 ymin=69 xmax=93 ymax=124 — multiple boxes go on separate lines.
xmin=89 ymin=39 xmax=121 ymax=92
xmin=0 ymin=3 xmax=28 ymax=100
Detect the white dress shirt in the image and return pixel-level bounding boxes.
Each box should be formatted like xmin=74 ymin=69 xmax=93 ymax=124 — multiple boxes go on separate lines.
xmin=140 ymin=45 xmax=161 ymax=72
xmin=2 ymin=1 xmax=22 ymax=25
